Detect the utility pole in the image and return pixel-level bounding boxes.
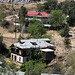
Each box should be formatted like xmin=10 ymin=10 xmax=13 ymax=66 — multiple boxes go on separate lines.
xmin=15 ymin=18 xmax=16 ymax=43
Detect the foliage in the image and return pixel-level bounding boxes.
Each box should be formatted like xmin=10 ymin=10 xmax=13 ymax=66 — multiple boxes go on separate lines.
xmin=8 ymin=25 xmax=15 ymax=33
xmin=1 ymin=20 xmax=10 ymax=28
xmin=57 ymin=1 xmax=75 ymax=26
xmin=0 ymin=13 xmax=6 ymax=22
xmin=0 ymin=33 xmax=8 ymax=55
xmin=30 ymin=48 xmax=42 ymax=60
xmin=18 ymin=6 xmax=27 ymax=24
xmin=49 ymin=10 xmax=67 ymax=30
xmin=0 ymin=55 xmax=17 ymax=74
xmin=64 ymin=38 xmax=71 ymax=49
xmin=18 ymin=34 xmax=21 ymax=42
xmin=60 ymin=24 xmax=69 ymax=37
xmin=27 ymin=20 xmax=47 ymax=38
xmin=50 ymin=63 xmax=65 ymax=74
xmin=18 ymin=6 xmax=27 ymax=36
xmin=42 ymin=34 xmax=52 ymax=39
xmin=0 ymin=55 xmax=6 ymax=68
xmin=20 ymin=60 xmax=48 ymax=75
xmin=43 ymin=0 xmax=57 ymax=13
xmin=66 ymin=51 xmax=75 ymax=74
xmin=36 ymin=3 xmax=44 ymax=12
xmin=67 ymin=14 xmax=75 ymax=26
xmin=8 ymin=62 xmax=16 ymax=70
xmin=20 ymin=64 xmax=26 ymax=72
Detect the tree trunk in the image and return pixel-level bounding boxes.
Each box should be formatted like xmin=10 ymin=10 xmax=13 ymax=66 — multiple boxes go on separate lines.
xmin=21 ymin=23 xmax=26 ymax=38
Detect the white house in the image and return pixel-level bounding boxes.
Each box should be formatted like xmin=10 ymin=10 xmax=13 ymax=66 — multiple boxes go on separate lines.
xmin=10 ymin=38 xmax=55 ymax=63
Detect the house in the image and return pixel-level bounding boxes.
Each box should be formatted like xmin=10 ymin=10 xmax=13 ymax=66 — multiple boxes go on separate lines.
xmin=26 ymin=11 xmax=49 ymax=23
xmin=14 ymin=11 xmax=49 ymax=24
xmin=10 ymin=38 xmax=55 ymax=63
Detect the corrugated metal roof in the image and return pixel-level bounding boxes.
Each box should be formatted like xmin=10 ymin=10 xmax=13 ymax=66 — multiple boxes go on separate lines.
xmin=13 ymin=38 xmax=54 ymax=49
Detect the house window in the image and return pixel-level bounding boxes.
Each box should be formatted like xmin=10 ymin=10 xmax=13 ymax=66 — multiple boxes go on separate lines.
xmin=19 ymin=57 xmax=21 ymax=61
xmin=31 ymin=42 xmax=37 ymax=45
xmin=19 ymin=50 xmax=21 ymax=55
xmin=12 ymin=55 xmax=13 ymax=60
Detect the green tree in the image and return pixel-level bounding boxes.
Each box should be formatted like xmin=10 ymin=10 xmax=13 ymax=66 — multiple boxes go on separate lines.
xmin=57 ymin=1 xmax=75 ymax=26
xmin=30 ymin=48 xmax=42 ymax=60
xmin=50 ymin=10 xmax=67 ymax=30
xmin=18 ymin=6 xmax=27 ymax=37
xmin=18 ymin=34 xmax=21 ymax=42
xmin=64 ymin=37 xmax=71 ymax=49
xmin=67 ymin=14 xmax=75 ymax=26
xmin=20 ymin=60 xmax=48 ymax=75
xmin=43 ymin=0 xmax=57 ymax=13
xmin=0 ymin=33 xmax=7 ymax=55
xmin=27 ymin=20 xmax=47 ymax=38
xmin=36 ymin=3 xmax=44 ymax=12
xmin=60 ymin=24 xmax=69 ymax=37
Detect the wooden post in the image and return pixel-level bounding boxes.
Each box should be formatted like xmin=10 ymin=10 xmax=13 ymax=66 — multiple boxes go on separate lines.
xmin=15 ymin=19 xmax=16 ymax=43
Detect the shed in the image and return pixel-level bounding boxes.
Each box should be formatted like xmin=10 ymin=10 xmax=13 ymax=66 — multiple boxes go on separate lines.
xmin=40 ymin=49 xmax=56 ymax=61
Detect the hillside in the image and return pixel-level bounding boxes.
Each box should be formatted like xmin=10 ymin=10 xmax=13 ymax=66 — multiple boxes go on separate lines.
xmin=0 ymin=1 xmax=45 ymax=14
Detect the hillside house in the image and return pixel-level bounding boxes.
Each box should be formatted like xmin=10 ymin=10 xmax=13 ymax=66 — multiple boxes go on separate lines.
xmin=10 ymin=38 xmax=56 ymax=63
xmin=26 ymin=11 xmax=49 ymax=23
xmin=14 ymin=11 xmax=49 ymax=23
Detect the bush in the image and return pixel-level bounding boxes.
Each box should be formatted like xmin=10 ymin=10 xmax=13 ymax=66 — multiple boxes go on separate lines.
xmin=66 ymin=51 xmax=75 ymax=74
xmin=43 ymin=0 xmax=57 ymax=13
xmin=8 ymin=25 xmax=15 ymax=33
xmin=60 ymin=24 xmax=69 ymax=37
xmin=0 ymin=34 xmax=8 ymax=55
xmin=18 ymin=34 xmax=21 ymax=42
xmin=50 ymin=63 xmax=65 ymax=74
xmin=0 ymin=13 xmax=6 ymax=22
xmin=20 ymin=60 xmax=48 ymax=75
xmin=49 ymin=10 xmax=67 ymax=30
xmin=57 ymin=1 xmax=75 ymax=26
xmin=64 ymin=38 xmax=71 ymax=49
xmin=42 ymin=34 xmax=52 ymax=39
xmin=1 ymin=20 xmax=10 ymax=28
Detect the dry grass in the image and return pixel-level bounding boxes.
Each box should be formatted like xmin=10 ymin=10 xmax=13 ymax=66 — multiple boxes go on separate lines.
xmin=0 ymin=1 xmax=46 ymax=11
xmin=0 ymin=26 xmax=28 ymax=47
